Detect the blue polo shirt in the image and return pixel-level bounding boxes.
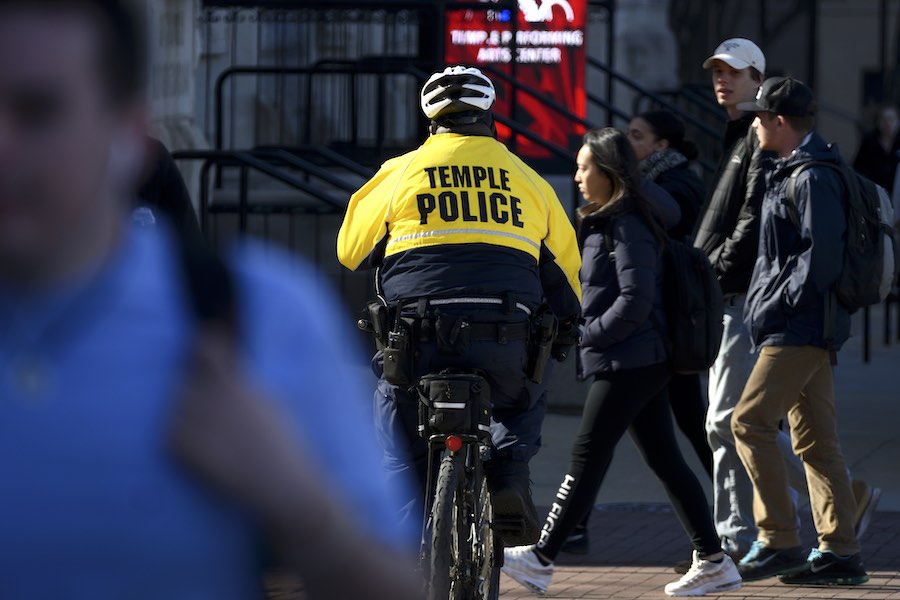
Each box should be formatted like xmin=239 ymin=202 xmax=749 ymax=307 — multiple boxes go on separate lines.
xmin=0 ymin=224 xmax=412 ymax=599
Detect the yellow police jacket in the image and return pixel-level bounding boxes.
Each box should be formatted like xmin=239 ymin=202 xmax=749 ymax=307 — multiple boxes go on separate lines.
xmin=337 ymin=133 xmax=582 ymax=308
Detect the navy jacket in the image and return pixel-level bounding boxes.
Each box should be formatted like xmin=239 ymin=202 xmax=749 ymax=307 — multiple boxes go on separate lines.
xmin=744 ymin=132 xmax=851 ymax=350
xmin=578 ymin=207 xmax=668 ymax=377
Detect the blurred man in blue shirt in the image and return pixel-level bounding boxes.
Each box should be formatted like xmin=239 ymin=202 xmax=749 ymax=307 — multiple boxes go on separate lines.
xmin=0 ymin=2 xmax=416 ymax=598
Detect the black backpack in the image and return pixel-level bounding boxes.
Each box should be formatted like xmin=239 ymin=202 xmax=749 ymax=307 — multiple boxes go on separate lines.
xmin=786 ymin=160 xmax=896 ymax=311
xmin=604 ymin=232 xmax=724 ymax=374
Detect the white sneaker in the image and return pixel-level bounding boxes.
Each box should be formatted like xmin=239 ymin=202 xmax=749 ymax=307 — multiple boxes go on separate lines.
xmin=502 ymin=546 xmax=553 ymax=596
xmin=664 ymin=551 xmax=742 ymax=596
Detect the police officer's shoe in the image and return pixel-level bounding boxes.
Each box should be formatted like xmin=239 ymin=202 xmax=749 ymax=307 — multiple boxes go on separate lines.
xmin=485 ymin=460 xmax=541 ymax=547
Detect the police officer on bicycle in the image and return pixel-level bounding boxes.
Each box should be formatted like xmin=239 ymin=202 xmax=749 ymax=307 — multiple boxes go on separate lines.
xmin=337 ymin=66 xmax=582 ymax=546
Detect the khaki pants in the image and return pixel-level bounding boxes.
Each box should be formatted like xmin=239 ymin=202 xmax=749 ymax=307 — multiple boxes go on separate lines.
xmin=732 ymin=345 xmax=860 ymax=555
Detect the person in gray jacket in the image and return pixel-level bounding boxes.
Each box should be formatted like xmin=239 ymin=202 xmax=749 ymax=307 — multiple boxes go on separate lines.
xmin=502 ymin=128 xmax=741 ymax=597
xmin=731 ymin=77 xmax=868 ymax=586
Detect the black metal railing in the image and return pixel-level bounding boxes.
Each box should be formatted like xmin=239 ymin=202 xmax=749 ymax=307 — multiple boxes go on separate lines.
xmin=199 ymin=4 xmax=430 ymax=157
xmin=861 ymin=295 xmax=900 ymax=363
xmin=172 ymin=148 xmax=348 ymax=232
xmin=587 ymin=57 xmax=722 ymax=176
xmin=212 ymin=61 xmax=589 ymax=211
xmin=197 ymin=1 xmax=733 ymax=183
xmin=213 ymin=62 xmax=426 ymax=164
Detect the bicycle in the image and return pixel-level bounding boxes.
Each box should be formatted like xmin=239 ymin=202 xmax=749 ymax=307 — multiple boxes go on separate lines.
xmin=359 ymin=292 xmax=547 ymax=599
xmin=415 ymin=370 xmax=502 ymax=600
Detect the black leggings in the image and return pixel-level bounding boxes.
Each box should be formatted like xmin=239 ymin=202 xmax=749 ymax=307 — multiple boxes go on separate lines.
xmin=669 ymin=373 xmax=713 ymax=478
xmin=574 ymin=372 xmax=713 ymax=533
xmin=535 ymin=362 xmax=721 ymax=561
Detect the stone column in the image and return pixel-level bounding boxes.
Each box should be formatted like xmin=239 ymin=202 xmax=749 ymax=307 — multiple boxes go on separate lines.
xmin=144 ymin=0 xmax=208 ymax=212
xmin=146 ymin=0 xmax=206 ymax=147
xmin=613 ymin=0 xmax=680 ymax=123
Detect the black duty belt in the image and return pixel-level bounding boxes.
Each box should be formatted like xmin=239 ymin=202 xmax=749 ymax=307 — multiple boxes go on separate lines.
xmin=418 ymin=319 xmax=530 ymax=345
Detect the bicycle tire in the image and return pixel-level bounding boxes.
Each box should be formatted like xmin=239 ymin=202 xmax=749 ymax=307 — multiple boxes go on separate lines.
xmin=476 ymin=477 xmax=501 ymax=600
xmin=429 ymin=451 xmax=467 ymax=600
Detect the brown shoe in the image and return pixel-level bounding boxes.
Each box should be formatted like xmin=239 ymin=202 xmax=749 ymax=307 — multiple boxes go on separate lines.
xmin=852 ymin=479 xmax=882 ymax=539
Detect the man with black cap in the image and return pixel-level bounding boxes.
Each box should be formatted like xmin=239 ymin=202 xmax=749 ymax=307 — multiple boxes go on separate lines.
xmin=730 ymin=77 xmax=868 ymax=586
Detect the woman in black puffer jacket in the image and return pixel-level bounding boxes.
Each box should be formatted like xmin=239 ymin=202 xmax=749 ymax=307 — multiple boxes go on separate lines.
xmin=503 ymin=129 xmax=738 ymax=597
xmin=562 ymin=114 xmax=713 ymax=565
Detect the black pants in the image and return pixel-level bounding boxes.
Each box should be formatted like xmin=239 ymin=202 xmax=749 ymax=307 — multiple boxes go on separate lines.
xmin=535 ymin=362 xmax=721 ymax=561
xmin=575 ymin=372 xmax=713 ymax=533
xmin=373 ymin=309 xmax=543 ymax=525
xmin=669 ymin=372 xmax=713 ymax=478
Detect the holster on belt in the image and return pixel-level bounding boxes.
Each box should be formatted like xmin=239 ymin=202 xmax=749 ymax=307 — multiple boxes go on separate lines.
xmin=364 ymin=301 xmax=390 ymax=350
xmin=383 ymin=316 xmax=416 ymax=388
xmin=435 ymin=313 xmax=472 ymax=355
xmin=527 ymin=305 xmax=558 ymax=384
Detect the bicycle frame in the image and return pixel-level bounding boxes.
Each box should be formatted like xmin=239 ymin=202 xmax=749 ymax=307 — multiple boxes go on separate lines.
xmin=420 ymin=430 xmax=487 ymax=536
xmin=419 ymin=407 xmax=501 ymax=600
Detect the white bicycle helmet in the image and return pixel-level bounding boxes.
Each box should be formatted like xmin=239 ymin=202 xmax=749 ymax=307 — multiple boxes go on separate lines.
xmin=420 ymin=66 xmax=496 ymax=120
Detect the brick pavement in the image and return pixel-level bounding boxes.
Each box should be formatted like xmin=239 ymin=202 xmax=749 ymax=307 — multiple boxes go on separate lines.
xmin=264 ymin=504 xmax=900 ymax=599
xmin=498 ymin=504 xmax=900 ymax=599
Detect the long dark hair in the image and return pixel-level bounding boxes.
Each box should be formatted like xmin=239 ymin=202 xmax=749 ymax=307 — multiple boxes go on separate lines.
xmin=578 ymin=128 xmax=667 ymax=244
xmin=637 ymin=110 xmax=699 ymax=161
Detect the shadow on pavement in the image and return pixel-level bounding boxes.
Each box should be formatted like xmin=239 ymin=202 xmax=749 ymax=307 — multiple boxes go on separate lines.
xmin=550 ymin=503 xmax=900 ymax=572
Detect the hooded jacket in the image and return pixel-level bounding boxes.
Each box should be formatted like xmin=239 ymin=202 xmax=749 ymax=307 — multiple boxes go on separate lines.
xmin=744 ymin=132 xmax=851 ymax=350
xmin=578 ymin=207 xmax=668 ymax=377
xmin=693 ymin=113 xmax=769 ymax=295
xmin=653 ymin=161 xmax=706 ymax=241
xmin=641 ymin=179 xmax=682 ymax=232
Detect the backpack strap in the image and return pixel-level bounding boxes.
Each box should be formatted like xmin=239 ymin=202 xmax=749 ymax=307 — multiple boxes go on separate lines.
xmin=785 ymin=160 xmax=848 ymax=364
xmin=170 ymin=210 xmax=238 ymax=333
xmin=602 ymin=230 xmax=615 ymax=262
xmin=785 ymin=160 xmax=846 ymax=229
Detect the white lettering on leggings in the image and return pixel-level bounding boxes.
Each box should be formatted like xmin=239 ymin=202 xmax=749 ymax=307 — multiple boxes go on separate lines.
xmin=536 ymin=474 xmax=576 ymax=549
xmin=556 ymin=474 xmax=576 ymax=500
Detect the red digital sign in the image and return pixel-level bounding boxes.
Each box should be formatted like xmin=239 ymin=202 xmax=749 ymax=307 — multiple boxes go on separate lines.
xmin=445 ymin=0 xmax=587 ymax=163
